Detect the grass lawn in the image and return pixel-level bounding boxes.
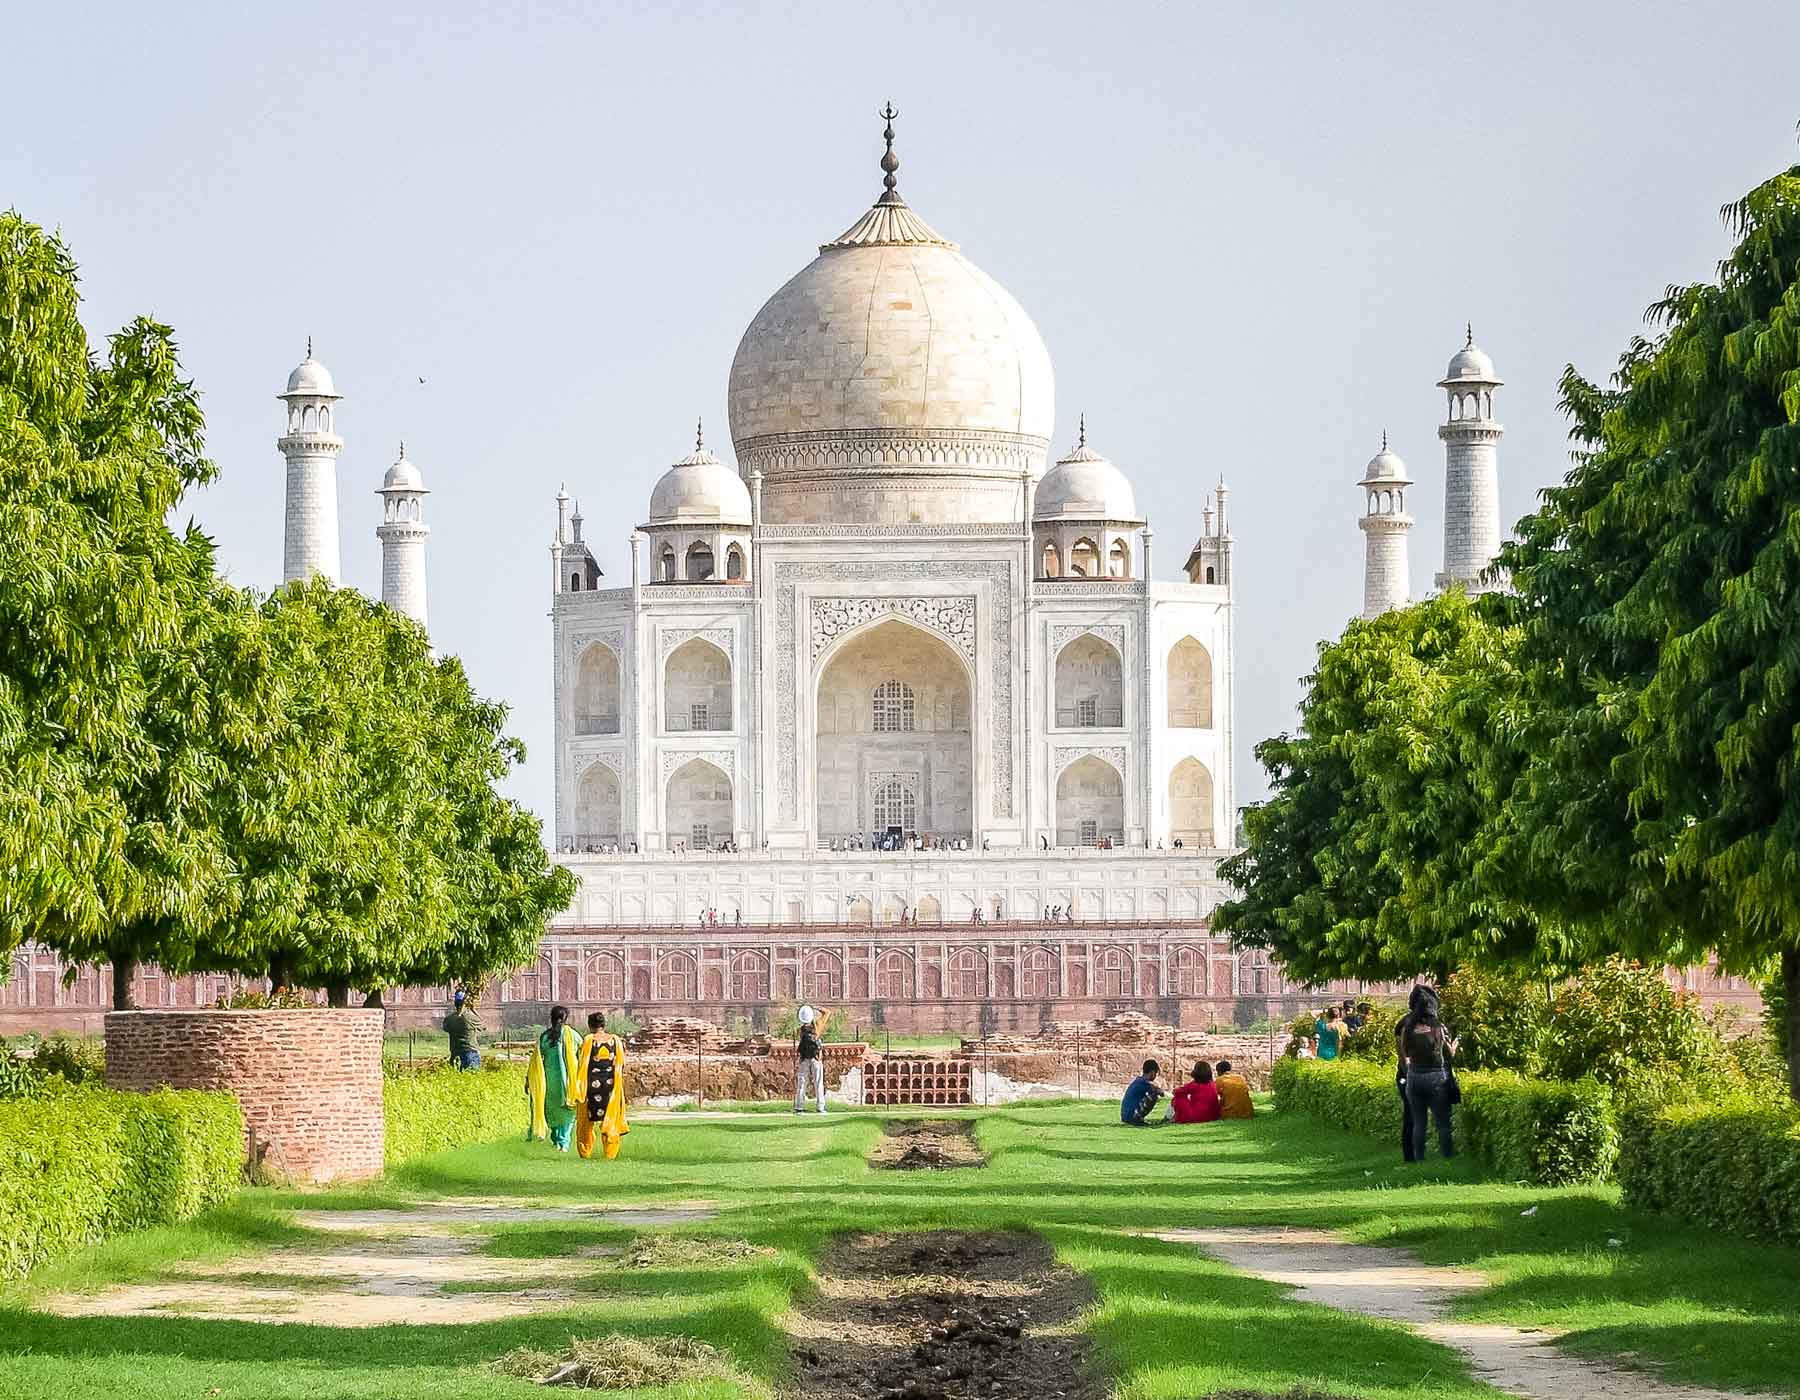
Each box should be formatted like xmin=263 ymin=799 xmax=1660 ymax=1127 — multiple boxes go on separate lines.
xmin=2 ymin=1101 xmax=1795 ymax=1399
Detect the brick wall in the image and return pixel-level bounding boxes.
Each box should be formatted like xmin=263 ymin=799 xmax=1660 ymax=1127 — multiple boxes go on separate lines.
xmin=105 ymin=1009 xmax=384 ymax=1184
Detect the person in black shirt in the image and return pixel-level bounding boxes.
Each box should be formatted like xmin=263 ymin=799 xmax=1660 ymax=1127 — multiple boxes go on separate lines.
xmin=793 ymin=1005 xmax=826 ymax=1114
xmin=1398 ymin=985 xmax=1458 ymax=1162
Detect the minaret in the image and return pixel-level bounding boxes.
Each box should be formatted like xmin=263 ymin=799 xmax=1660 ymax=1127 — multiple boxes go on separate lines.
xmin=375 ymin=443 xmax=429 ymax=626
xmin=1358 ymin=434 xmax=1413 ymax=618
xmin=1435 ymin=325 xmax=1504 ymax=591
xmin=276 ymin=340 xmax=343 ymax=584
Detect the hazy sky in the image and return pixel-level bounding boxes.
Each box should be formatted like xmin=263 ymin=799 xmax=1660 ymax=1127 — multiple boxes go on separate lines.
xmin=8 ymin=1 xmax=1798 ymax=825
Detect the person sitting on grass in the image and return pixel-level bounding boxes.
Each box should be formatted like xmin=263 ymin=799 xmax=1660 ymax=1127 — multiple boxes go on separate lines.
xmin=1214 ymin=1060 xmax=1254 ymax=1119
xmin=1120 ymin=1059 xmax=1167 ymax=1126
xmin=1171 ymin=1061 xmax=1222 ymax=1124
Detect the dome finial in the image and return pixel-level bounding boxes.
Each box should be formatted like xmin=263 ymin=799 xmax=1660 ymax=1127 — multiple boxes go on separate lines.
xmin=878 ymin=100 xmax=900 ymax=197
xmin=1465 ymin=321 xmax=1474 ymax=347
xmin=306 ymin=334 xmax=313 ymax=359
xmin=1078 ymin=412 xmax=1087 ymax=449
xmin=1381 ymin=429 xmax=1388 ymax=452
xmin=696 ymin=416 xmax=704 ymax=451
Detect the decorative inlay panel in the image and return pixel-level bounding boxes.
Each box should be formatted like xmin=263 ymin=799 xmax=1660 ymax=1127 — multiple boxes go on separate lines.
xmin=1053 ymin=746 xmax=1127 ymax=778
xmin=574 ymin=751 xmax=625 ymax=779
xmin=1049 ymin=623 xmax=1126 ymax=657
xmin=809 ymin=596 xmax=976 ymax=663
xmin=660 ymin=626 xmax=734 ymax=661
xmin=660 ymin=748 xmax=736 ymax=785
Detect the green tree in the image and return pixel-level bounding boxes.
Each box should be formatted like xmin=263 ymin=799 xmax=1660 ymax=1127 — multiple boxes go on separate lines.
xmin=0 ymin=212 xmax=226 ymax=972
xmin=1216 ymin=592 xmax=1534 ymax=982
xmin=1508 ymin=160 xmax=1800 ymax=1098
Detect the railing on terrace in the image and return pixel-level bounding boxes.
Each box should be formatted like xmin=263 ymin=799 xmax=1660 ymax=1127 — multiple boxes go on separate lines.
xmin=547 ymin=915 xmax=1219 ymax=936
xmin=555 ymin=842 xmax=1225 ymax=859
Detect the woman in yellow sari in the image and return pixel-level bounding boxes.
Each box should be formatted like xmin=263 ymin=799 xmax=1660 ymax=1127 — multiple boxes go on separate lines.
xmin=576 ymin=1012 xmax=629 ymax=1160
xmin=526 ymin=1005 xmax=581 ymax=1150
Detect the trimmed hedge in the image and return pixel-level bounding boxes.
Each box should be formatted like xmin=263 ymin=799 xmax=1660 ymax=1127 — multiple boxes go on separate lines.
xmin=0 ymin=1084 xmax=242 ymax=1280
xmin=1271 ymin=1055 xmax=1617 ymax=1185
xmin=1618 ymin=1099 xmax=1800 ymax=1246
xmin=384 ymin=1059 xmax=522 ymax=1167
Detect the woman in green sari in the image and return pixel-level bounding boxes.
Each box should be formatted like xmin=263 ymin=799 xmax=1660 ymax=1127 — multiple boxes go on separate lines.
xmin=526 ymin=1004 xmax=581 ymax=1150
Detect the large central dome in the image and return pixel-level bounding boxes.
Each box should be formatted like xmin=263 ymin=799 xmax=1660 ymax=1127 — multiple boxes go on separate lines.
xmin=728 ymin=124 xmax=1055 ymax=525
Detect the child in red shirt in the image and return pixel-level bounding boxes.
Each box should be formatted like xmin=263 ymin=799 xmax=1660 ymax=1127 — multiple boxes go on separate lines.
xmin=1171 ymin=1061 xmax=1222 ymax=1124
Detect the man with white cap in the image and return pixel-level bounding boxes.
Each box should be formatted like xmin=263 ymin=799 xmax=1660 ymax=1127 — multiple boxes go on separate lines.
xmin=793 ymin=1004 xmax=826 ymax=1114
xmin=444 ymin=989 xmax=483 ymax=1070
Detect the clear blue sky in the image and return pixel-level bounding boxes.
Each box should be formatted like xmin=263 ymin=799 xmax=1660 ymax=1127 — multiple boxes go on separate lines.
xmin=7 ymin=1 xmax=1797 ymax=825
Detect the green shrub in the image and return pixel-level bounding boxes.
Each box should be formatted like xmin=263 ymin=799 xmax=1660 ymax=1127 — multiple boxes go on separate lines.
xmin=1618 ymin=1098 xmax=1800 ymax=1246
xmin=0 ymin=1084 xmax=242 ymax=1280
xmin=383 ymin=1059 xmax=521 ymax=1166
xmin=1272 ymin=1056 xmax=1617 ymax=1184
xmin=1439 ymin=967 xmax=1548 ymax=1071
xmin=1456 ymin=1069 xmax=1618 ymax=1185
xmin=31 ymin=1034 xmax=105 ymax=1085
xmin=1340 ymin=1003 xmax=1403 ymax=1060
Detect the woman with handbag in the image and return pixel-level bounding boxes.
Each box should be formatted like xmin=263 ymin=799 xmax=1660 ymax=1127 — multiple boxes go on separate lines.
xmin=1398 ymin=989 xmax=1459 ymax=1162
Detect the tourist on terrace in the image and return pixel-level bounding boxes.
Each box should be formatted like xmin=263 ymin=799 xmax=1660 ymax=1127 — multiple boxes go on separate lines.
xmin=576 ymin=1012 xmax=629 ymax=1160
xmin=444 ymin=989 xmax=482 ymax=1070
xmin=794 ymin=1004 xmax=827 ymax=1114
xmin=1171 ymin=1061 xmax=1221 ymax=1123
xmin=1399 ymin=990 xmax=1457 ymax=1162
xmin=526 ymin=1005 xmax=582 ymax=1151
xmin=1214 ymin=1061 xmax=1254 ymax=1119
xmin=1120 ymin=1059 xmax=1166 ymax=1126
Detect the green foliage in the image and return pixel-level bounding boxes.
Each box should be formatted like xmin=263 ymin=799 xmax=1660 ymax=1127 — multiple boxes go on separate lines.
xmin=1764 ymin=966 xmax=1789 ymax=1059
xmin=0 ymin=1048 xmax=46 ymax=1099
xmin=1438 ymin=967 xmax=1548 ymax=1072
xmin=212 ymin=985 xmax=313 ymax=1009
xmin=0 ymin=1084 xmax=241 ymax=1279
xmin=29 ymin=1034 xmax=104 ymax=1085
xmin=383 ymin=1060 xmax=521 ymax=1167
xmin=1456 ymin=1069 xmax=1619 ymax=1186
xmin=770 ymin=1005 xmax=857 ymax=1043
xmin=1618 ymin=1098 xmax=1800 ymax=1246
xmin=1272 ymin=1055 xmax=1618 ymax=1185
xmin=1341 ymin=1003 xmax=1403 ymax=1060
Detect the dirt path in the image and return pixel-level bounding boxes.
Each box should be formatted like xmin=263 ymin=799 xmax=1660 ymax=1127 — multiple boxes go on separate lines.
xmin=38 ymin=1197 xmax=716 ymax=1328
xmin=1153 ymin=1226 xmax=1768 ymax=1400
xmin=785 ymin=1231 xmax=1102 ymax=1400
xmin=867 ymin=1120 xmax=986 ymax=1171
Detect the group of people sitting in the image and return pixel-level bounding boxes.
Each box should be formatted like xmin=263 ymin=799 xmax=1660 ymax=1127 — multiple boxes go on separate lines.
xmin=1120 ymin=1058 xmax=1255 ymax=1126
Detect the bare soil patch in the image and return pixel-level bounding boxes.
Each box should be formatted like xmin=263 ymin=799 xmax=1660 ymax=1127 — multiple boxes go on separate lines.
xmin=1155 ymin=1226 xmax=1762 ymax=1400
xmin=785 ymin=1230 xmax=1102 ymax=1400
xmin=868 ymin=1119 xmax=986 ymax=1172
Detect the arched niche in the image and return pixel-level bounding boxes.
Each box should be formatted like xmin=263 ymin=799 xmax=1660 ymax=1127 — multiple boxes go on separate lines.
xmin=1168 ymin=757 xmax=1215 ymax=848
xmin=725 ymin=544 xmax=746 ymax=580
xmin=1167 ymin=637 xmax=1214 ymax=728
xmin=664 ymin=638 xmax=731 ymax=732
xmin=815 ymin=618 xmax=972 ymax=844
xmin=1069 ymin=537 xmax=1099 ymax=577
xmin=664 ymin=757 xmax=731 ymax=850
xmin=686 ymin=540 xmax=715 ymax=581
xmin=574 ymin=643 xmax=621 ymax=735
xmin=575 ymin=763 xmax=623 ymax=847
xmin=1054 ymin=633 xmax=1122 ymax=728
xmin=1055 ymin=754 xmax=1124 ymax=847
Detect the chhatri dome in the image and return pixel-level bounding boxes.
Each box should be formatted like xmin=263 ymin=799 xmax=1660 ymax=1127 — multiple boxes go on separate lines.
xmin=728 ymin=105 xmax=1055 ymax=525
xmin=1442 ymin=324 xmax=1499 ymax=384
xmin=648 ymin=420 xmax=753 ymax=525
xmin=1033 ymin=416 xmax=1142 ymax=522
xmin=283 ymin=339 xmax=339 ymax=399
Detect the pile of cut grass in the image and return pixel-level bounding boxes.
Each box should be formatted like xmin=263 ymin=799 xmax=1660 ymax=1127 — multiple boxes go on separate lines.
xmin=493 ymin=1332 xmax=767 ymax=1392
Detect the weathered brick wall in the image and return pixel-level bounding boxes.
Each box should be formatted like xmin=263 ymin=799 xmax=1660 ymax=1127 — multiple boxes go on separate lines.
xmin=104 ymin=1009 xmax=384 ymax=1184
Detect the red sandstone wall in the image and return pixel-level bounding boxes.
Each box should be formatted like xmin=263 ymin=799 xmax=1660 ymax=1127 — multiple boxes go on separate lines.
xmin=105 ymin=1009 xmax=384 ymax=1184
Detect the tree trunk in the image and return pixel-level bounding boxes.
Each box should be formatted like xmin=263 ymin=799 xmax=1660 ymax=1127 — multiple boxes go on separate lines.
xmin=327 ymin=982 xmax=351 ymax=1008
xmin=268 ymin=954 xmax=292 ymax=992
xmin=1784 ymin=946 xmax=1799 ymax=1107
xmin=111 ymin=956 xmax=136 ymax=1011
xmin=363 ymin=988 xmax=385 ymax=1009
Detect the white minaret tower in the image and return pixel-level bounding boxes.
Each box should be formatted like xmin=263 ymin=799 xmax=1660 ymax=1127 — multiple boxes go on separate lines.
xmin=375 ymin=443 xmax=429 ymax=626
xmin=1435 ymin=325 xmax=1504 ymax=591
xmin=277 ymin=340 xmax=343 ymax=584
xmin=1359 ymin=434 xmax=1413 ymax=618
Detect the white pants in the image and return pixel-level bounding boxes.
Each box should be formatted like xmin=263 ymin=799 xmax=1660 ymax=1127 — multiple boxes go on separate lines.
xmin=794 ymin=1058 xmax=825 ymax=1112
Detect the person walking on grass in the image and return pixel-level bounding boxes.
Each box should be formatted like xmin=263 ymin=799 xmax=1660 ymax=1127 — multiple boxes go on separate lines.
xmin=794 ymin=1004 xmax=827 ymax=1114
xmin=1399 ymin=987 xmax=1458 ymax=1163
xmin=1120 ymin=1059 xmax=1167 ymax=1126
xmin=444 ymin=989 xmax=483 ymax=1070
xmin=575 ymin=1012 xmax=629 ymax=1161
xmin=526 ymin=1004 xmax=582 ymax=1151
